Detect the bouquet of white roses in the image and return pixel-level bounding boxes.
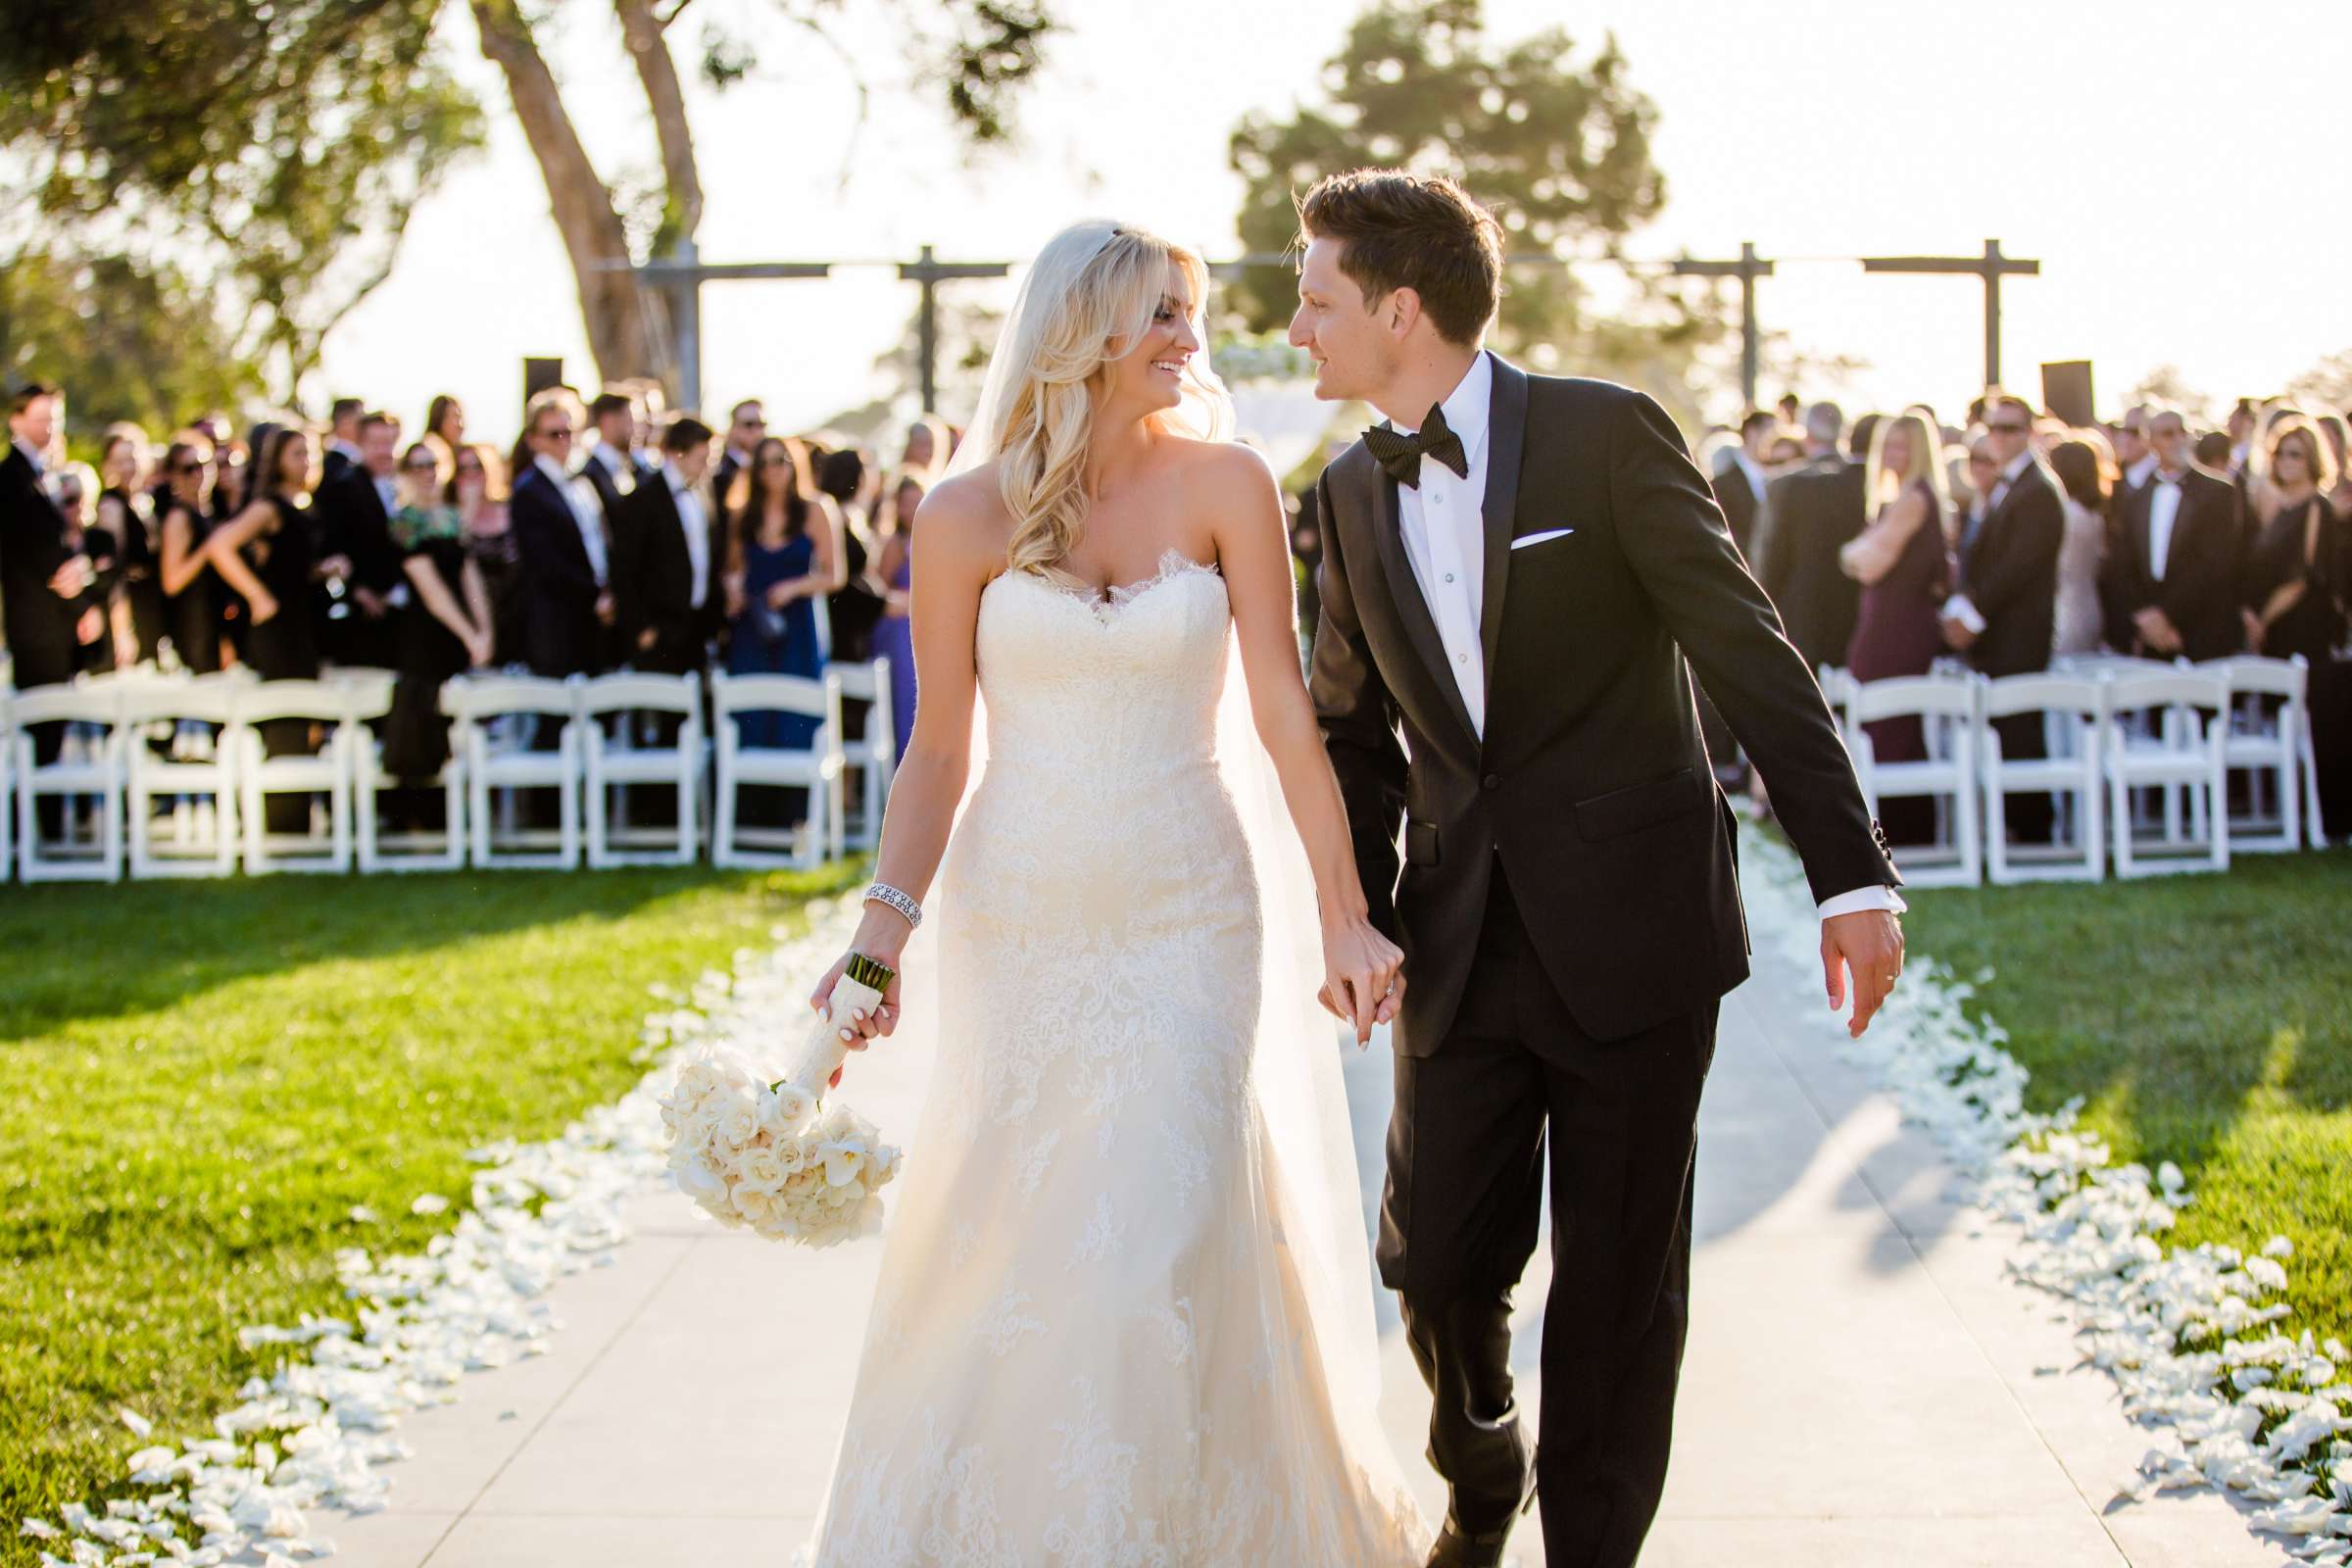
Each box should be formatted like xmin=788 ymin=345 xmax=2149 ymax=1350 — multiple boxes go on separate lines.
xmin=660 ymin=954 xmax=902 ymax=1247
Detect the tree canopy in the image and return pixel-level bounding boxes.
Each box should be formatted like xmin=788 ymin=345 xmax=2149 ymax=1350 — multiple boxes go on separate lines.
xmin=1227 ymin=0 xmax=1725 ymax=416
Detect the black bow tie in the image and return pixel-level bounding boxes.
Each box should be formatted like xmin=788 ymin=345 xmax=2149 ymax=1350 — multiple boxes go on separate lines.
xmin=1365 ymin=405 xmax=1469 ymax=489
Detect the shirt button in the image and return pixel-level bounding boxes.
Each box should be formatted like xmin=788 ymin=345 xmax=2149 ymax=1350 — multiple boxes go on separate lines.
xmin=1482 ymin=773 xmax=1500 ymax=791
xmin=1444 ymin=572 xmax=1455 ymax=583
xmin=1432 ymin=493 xmax=1446 ymax=505
xmin=1456 ymin=652 xmax=1469 ymax=663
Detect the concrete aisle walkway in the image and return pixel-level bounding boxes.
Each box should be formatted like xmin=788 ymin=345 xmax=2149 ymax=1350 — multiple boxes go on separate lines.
xmin=316 ymin=925 xmax=2292 ymax=1567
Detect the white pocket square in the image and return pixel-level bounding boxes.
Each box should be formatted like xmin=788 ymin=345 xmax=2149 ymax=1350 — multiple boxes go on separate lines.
xmin=1510 ymin=527 xmax=1575 ymax=551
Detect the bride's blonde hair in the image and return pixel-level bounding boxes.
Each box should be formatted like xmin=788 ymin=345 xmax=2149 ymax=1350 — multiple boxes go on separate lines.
xmin=978 ymin=220 xmax=1229 ymax=578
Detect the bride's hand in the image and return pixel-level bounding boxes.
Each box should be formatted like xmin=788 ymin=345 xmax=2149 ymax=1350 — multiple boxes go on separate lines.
xmin=1319 ymin=915 xmax=1404 ymax=1049
xmin=808 ymin=950 xmax=904 ymax=1088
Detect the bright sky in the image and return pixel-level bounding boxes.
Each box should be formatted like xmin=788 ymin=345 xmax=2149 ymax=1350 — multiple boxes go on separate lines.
xmin=319 ymin=0 xmax=2352 ymax=443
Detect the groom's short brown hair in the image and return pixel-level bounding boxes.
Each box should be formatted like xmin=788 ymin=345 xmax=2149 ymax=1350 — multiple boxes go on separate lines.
xmin=1296 ymin=170 xmax=1503 ymax=347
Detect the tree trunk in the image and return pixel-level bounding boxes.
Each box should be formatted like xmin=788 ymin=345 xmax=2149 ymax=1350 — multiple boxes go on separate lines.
xmin=468 ymin=0 xmax=672 ymax=396
xmin=614 ymin=0 xmax=703 ymax=247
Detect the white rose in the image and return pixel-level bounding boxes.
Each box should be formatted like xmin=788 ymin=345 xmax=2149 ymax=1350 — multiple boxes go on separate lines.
xmin=736 ymin=1147 xmax=787 ymax=1193
xmin=716 ymin=1102 xmax=760 ymax=1150
xmin=731 ymin=1186 xmax=778 ymax=1225
xmin=775 ymin=1140 xmax=808 ymax=1173
xmin=675 ymin=1062 xmax=722 ymax=1103
xmin=761 ymin=1084 xmax=816 ymax=1136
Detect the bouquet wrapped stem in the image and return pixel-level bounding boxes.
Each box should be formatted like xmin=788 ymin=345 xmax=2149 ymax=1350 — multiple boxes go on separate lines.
xmin=659 ymin=953 xmax=903 ymax=1248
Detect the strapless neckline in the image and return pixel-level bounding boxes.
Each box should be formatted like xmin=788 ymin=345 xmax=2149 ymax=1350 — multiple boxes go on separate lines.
xmin=983 ymin=546 xmax=1223 ymax=621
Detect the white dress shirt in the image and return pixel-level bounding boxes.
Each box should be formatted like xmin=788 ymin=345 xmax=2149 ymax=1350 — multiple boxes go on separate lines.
xmin=1731 ymin=449 xmax=1768 ymax=508
xmin=593 ymin=441 xmax=637 ymax=494
xmin=534 ymin=453 xmax=608 ymax=585
xmin=2146 ymin=470 xmax=2184 ymax=582
xmin=1385 ymin=354 xmax=1899 ymax=923
xmin=663 ymin=462 xmax=710 ymax=610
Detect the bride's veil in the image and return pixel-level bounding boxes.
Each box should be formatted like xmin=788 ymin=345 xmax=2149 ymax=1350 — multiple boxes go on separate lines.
xmin=923 ymin=219 xmax=1391 ymax=1432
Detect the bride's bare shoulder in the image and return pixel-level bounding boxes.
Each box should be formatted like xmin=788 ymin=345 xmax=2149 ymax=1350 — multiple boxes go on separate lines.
xmin=1162 ymin=435 xmax=1279 ymax=501
xmin=911 ymin=465 xmax=1015 ymax=581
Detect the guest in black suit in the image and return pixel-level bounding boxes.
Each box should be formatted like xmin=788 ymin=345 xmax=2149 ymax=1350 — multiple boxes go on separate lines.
xmin=2100 ymin=407 xmax=2244 ymax=663
xmin=580 ymin=390 xmax=641 ymax=520
xmin=1708 ymin=408 xmax=1774 ymax=562
xmin=315 ymin=412 xmax=406 ymax=668
xmin=320 ymin=397 xmax=365 ymax=488
xmin=613 ymin=415 xmax=724 ymax=685
xmin=509 ymin=389 xmax=610 ymax=680
xmin=1942 ymin=396 xmax=2065 ymax=839
xmin=1757 ymin=401 xmax=1868 ymax=675
xmin=3 ymin=384 xmax=90 ymax=743
xmin=712 ymin=399 xmax=765 ymax=509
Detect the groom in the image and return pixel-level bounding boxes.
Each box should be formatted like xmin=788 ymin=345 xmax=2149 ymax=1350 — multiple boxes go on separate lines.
xmin=1297 ymin=171 xmax=1906 ymax=1568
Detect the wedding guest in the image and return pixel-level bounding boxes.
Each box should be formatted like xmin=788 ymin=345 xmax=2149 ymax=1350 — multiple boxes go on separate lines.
xmin=1709 ymin=409 xmax=1774 ymax=561
xmin=900 ymin=414 xmax=951 ymax=479
xmin=1758 ymin=400 xmax=1867 ymax=675
xmin=1838 ymin=407 xmax=1953 ymax=845
xmin=2316 ymin=413 xmax=2352 ymax=515
xmin=450 ymin=442 xmax=521 ymax=668
xmin=581 ymin=390 xmax=641 ymax=518
xmin=380 ymin=440 xmax=490 ymax=821
xmin=726 ymin=435 xmax=843 ymax=751
xmin=612 ymin=415 xmax=725 ymax=684
xmin=1943 ymin=397 xmax=2064 ymax=838
xmin=816 ymin=445 xmax=885 ymax=663
xmin=97 ymin=425 xmax=167 ymax=664
xmin=713 ymin=398 xmax=765 ymax=505
xmin=2194 ymin=430 xmax=2233 ymax=471
xmin=2244 ymin=416 xmax=2346 ymax=663
xmin=2101 ymin=407 xmax=2244 ymax=662
xmin=512 ymin=390 xmax=611 ymax=681
xmin=617 ymin=377 xmax=666 ymax=477
xmin=4 ymin=384 xmax=94 ymax=835
xmin=2113 ymin=405 xmax=2158 ymax=495
xmin=870 ymin=469 xmax=923 ymax=760
xmin=155 ymin=438 xmax=223 ymax=674
xmin=2046 ymin=436 xmax=2112 ymax=659
xmin=205 ymin=425 xmax=324 ymax=830
xmin=316 ymin=411 xmax=405 ymax=668
xmin=2226 ymin=398 xmax=2257 ymax=473
xmin=425 ymin=393 xmax=466 ymax=455
xmin=54 ymin=462 xmax=116 ymax=675
xmin=321 ymin=397 xmax=365 ymax=486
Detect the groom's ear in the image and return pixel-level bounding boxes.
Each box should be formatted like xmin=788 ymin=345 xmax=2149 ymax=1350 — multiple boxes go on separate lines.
xmin=1383 ymin=285 xmax=1423 ymax=339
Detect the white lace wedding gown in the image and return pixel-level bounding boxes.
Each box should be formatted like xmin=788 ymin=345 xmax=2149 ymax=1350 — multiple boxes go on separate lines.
xmin=797 ymin=549 xmax=1431 ymax=1566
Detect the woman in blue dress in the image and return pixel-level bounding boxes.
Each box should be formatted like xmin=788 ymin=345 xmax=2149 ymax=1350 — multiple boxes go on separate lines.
xmin=724 ymin=437 xmax=846 ymax=832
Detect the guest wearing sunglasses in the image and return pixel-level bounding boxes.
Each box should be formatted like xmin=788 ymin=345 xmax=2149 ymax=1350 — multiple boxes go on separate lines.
xmin=379 ymin=441 xmax=491 ymax=821
xmin=156 ymin=439 xmax=224 ymax=674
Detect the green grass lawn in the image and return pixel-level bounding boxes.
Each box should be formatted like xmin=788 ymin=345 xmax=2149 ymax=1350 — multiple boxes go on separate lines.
xmin=0 ymin=861 xmax=860 ymax=1559
xmin=1901 ymin=850 xmax=2352 ymax=1348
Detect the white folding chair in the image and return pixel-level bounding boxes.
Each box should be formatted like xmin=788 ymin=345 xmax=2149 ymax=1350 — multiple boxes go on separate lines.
xmin=832 ymin=656 xmax=897 ymax=852
xmin=347 ymin=670 xmax=467 ymax=874
xmin=580 ymin=671 xmax=704 ymax=867
xmin=710 ymin=669 xmax=844 ymax=870
xmin=449 ymin=673 xmax=583 ymax=869
xmin=1980 ymin=673 xmax=2105 ymax=883
xmin=231 ymin=679 xmax=358 ymax=874
xmin=1844 ymin=673 xmax=1983 ymax=887
xmin=123 ymin=674 xmax=241 ymax=878
xmin=13 ymin=684 xmax=128 ymax=882
xmin=2102 ymin=669 xmax=2230 ymax=877
xmin=2200 ymin=656 xmax=2309 ymax=854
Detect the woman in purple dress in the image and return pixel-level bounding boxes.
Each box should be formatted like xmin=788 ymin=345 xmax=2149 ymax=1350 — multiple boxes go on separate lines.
xmin=869 ymin=469 xmax=923 ymax=761
xmin=1839 ymin=406 xmax=1954 ymax=846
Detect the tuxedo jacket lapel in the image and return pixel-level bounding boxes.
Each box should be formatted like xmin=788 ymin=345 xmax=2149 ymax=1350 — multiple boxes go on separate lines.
xmin=1361 ymin=455 xmax=1479 ymax=745
xmin=1478 ymin=353 xmax=1527 ymax=687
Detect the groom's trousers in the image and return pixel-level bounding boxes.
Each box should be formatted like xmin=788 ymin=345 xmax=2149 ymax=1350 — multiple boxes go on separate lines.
xmin=1379 ymin=862 xmax=1716 ymax=1568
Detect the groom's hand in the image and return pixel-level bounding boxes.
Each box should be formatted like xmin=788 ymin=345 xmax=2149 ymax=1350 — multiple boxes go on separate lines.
xmin=1822 ymin=908 xmax=1904 ymax=1038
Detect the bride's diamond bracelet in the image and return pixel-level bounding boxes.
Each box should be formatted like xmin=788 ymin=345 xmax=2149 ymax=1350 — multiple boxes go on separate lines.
xmin=863 ymin=881 xmax=923 ymax=930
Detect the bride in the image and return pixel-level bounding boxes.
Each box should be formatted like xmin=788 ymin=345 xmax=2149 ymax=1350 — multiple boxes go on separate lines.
xmin=793 ymin=218 xmax=1434 ymax=1563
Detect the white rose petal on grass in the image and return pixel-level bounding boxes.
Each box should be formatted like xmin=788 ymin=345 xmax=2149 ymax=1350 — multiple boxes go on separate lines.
xmin=117 ymin=1407 xmax=153 ymax=1440
xmin=410 ymin=1194 xmax=450 ymax=1216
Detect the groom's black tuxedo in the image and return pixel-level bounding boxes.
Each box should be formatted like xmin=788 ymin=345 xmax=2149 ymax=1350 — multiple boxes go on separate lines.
xmin=1312 ymin=353 xmax=1897 ymax=1567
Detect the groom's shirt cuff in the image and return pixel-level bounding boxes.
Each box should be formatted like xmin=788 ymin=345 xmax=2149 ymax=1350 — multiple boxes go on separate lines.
xmin=1818 ymin=885 xmax=1906 ymax=920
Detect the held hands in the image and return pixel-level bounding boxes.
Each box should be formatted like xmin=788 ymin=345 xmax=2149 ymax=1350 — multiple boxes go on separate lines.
xmin=1316 ymin=913 xmax=1405 ymax=1048
xmin=1937 ymin=613 xmax=1978 ymax=652
xmin=1821 ymin=907 xmax=1904 ymax=1038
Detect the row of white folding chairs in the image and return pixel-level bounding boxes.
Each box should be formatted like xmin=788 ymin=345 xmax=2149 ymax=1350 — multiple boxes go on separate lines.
xmin=2 ymin=659 xmax=896 ymax=880
xmin=1817 ymin=656 xmax=2327 ymax=887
